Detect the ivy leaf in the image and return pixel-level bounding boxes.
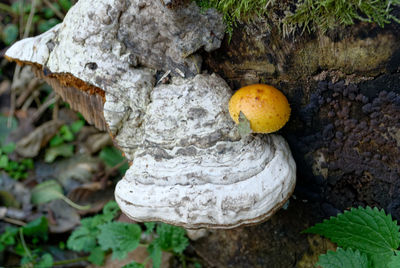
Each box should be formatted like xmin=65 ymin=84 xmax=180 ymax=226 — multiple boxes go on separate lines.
xmin=316 ymin=248 xmax=369 ymax=268
xmin=304 ymin=206 xmax=400 ymax=267
xmin=155 ymin=223 xmax=189 ymax=254
xmin=237 ymin=112 xmax=252 ymax=138
xmin=122 ymin=261 xmax=145 ymax=268
xmin=388 ymin=253 xmax=400 ymax=268
xmin=98 ymin=222 xmax=141 ymax=260
xmin=88 ymin=246 xmax=105 ymax=265
xmin=148 ymin=241 xmax=162 ymax=268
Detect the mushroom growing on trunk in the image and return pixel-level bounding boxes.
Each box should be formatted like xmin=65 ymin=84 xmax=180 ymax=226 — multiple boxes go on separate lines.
xmin=5 ymin=0 xmax=296 ymax=228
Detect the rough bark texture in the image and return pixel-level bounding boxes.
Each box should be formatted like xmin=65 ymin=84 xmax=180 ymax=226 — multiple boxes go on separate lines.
xmin=192 ymin=17 xmax=400 ymax=268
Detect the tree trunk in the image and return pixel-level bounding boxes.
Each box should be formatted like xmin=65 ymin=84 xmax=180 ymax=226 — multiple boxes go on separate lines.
xmin=193 ymin=20 xmax=400 ymax=267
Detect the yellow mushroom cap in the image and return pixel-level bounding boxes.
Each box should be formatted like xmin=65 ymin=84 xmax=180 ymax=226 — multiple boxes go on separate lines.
xmin=228 ymin=84 xmax=291 ymax=133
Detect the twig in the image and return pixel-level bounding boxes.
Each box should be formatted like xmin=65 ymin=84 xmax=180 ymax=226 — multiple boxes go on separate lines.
xmin=31 ymin=92 xmax=59 ymax=122
xmin=16 ymin=78 xmax=41 ymax=107
xmin=19 ymin=228 xmax=32 ymax=259
xmin=23 ymin=0 xmax=37 ymax=39
xmin=43 ymin=0 xmax=65 ymax=20
xmin=3 ymin=217 xmax=26 ymax=226
xmin=0 ymin=3 xmax=14 ymax=14
xmin=53 ymin=256 xmax=88 ymax=266
xmin=21 ymin=89 xmax=40 ymax=111
xmin=52 ymin=98 xmax=59 ymax=120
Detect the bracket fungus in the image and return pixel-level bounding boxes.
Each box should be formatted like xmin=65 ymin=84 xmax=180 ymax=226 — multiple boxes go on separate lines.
xmin=5 ymin=0 xmax=296 ymax=228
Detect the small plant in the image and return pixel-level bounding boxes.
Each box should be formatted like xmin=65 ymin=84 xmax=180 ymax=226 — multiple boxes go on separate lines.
xmin=0 ymin=201 xmax=197 ymax=267
xmin=304 ymin=206 xmax=400 ymax=267
xmin=45 ymin=119 xmax=84 ymax=163
xmin=67 ymin=201 xmax=193 ymax=267
xmin=0 ymin=142 xmax=34 ymax=180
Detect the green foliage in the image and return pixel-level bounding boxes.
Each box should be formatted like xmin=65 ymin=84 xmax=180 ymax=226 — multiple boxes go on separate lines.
xmin=195 ymin=0 xmax=271 ymax=36
xmin=98 ymin=222 xmax=142 ymax=260
xmin=67 ymin=201 xmax=191 ymax=267
xmin=99 ymin=146 xmax=129 ymax=174
xmin=155 ymin=223 xmax=189 ymax=254
xmin=285 ymin=0 xmax=400 ymax=34
xmin=45 ymin=120 xmax=84 ymax=163
xmin=305 ymin=206 xmax=400 ymax=267
xmin=23 ymin=216 xmax=49 ymax=241
xmin=316 ymin=248 xmax=369 ymax=268
xmin=123 ymin=262 xmax=145 ymax=268
xmin=0 ymin=141 xmax=34 ymax=180
xmin=31 ymin=180 xmax=90 ymax=210
xmin=388 ymin=253 xmax=400 ymax=268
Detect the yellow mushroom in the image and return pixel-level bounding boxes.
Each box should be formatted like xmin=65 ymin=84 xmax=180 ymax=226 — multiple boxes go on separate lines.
xmin=229 ymin=84 xmax=291 ymax=133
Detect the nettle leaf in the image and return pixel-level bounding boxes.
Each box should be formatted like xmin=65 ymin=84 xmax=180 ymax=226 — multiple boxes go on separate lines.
xmin=317 ymin=248 xmax=369 ymax=268
xmin=67 ymin=225 xmax=98 ymax=252
xmin=304 ymin=206 xmax=400 ymax=267
xmin=155 ymin=223 xmax=189 ymax=254
xmin=388 ymin=253 xmax=400 ymax=268
xmin=122 ymin=261 xmax=145 ymax=268
xmin=144 ymin=222 xmax=156 ymax=234
xmin=98 ymin=222 xmax=141 ymax=260
xmin=237 ymin=111 xmax=252 ymax=138
xmin=148 ymin=241 xmax=162 ymax=268
xmin=35 ymin=253 xmax=53 ymax=268
xmin=88 ymin=246 xmax=105 ymax=265
xmin=102 ymin=201 xmax=120 ymax=221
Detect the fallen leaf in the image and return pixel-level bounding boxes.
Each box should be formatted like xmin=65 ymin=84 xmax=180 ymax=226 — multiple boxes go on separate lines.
xmin=15 ymin=120 xmax=64 ymax=158
xmin=48 ymin=199 xmax=80 ymax=233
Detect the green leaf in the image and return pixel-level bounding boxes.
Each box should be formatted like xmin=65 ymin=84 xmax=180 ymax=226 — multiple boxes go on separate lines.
xmin=122 ymin=261 xmax=145 ymax=268
xmin=31 ymin=180 xmax=64 ymax=205
xmin=304 ymin=206 xmax=400 ymax=267
xmin=22 ymin=216 xmax=48 ymax=240
xmin=44 ymin=144 xmax=74 ymax=162
xmin=2 ymin=142 xmax=16 ymax=154
xmin=317 ymin=248 xmax=369 ymax=268
xmin=237 ymin=111 xmax=252 ymax=138
xmin=148 ymin=241 xmax=162 ymax=268
xmin=67 ymin=225 xmax=97 ymax=252
xmin=38 ymin=18 xmax=60 ymax=33
xmin=34 ymin=253 xmax=53 ymax=268
xmin=155 ymin=223 xmax=189 ymax=254
xmin=99 ymin=146 xmax=129 ymax=174
xmin=58 ymin=0 xmax=72 ymax=11
xmin=2 ymin=24 xmax=18 ymax=45
xmin=60 ymin=125 xmax=74 ymax=141
xmin=0 ymin=155 xmax=9 ymax=168
xmin=31 ymin=180 xmax=89 ymax=210
xmin=388 ymin=253 xmax=400 ymax=268
xmin=70 ymin=120 xmax=84 ymax=134
xmin=88 ymin=247 xmax=105 ymax=265
xmin=0 ymin=227 xmax=18 ymax=251
xmin=98 ymin=222 xmax=141 ymax=260
xmin=102 ymin=201 xmax=120 ymax=221
xmin=144 ymin=222 xmax=156 ymax=234
xmin=49 ymin=135 xmax=64 ymax=147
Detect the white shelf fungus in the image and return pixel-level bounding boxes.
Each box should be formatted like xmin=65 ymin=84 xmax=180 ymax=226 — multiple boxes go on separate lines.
xmin=6 ymin=0 xmax=296 ymax=228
